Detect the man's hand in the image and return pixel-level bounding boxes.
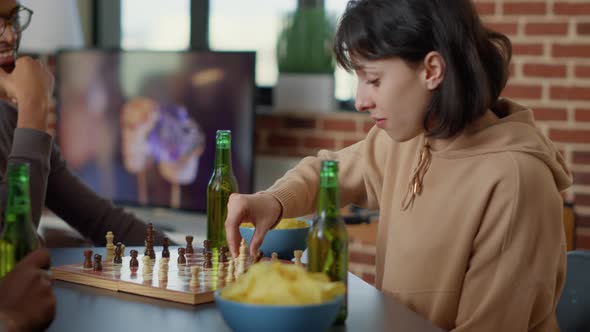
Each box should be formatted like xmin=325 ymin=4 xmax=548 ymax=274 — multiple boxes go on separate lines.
xmin=0 ymin=57 xmax=55 ymax=131
xmin=0 ymin=249 xmax=56 ymax=332
xmin=224 ymin=193 xmax=283 ymax=258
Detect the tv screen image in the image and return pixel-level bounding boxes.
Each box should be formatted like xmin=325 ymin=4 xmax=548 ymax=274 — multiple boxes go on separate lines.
xmin=56 ymin=50 xmax=255 ymax=212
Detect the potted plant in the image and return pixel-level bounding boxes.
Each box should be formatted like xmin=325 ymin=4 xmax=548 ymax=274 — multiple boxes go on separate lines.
xmin=274 ymin=1 xmax=336 ymax=112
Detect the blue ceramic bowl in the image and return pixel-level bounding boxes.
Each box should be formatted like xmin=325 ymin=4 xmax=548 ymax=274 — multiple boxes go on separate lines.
xmin=239 ymin=219 xmax=311 ymax=260
xmin=215 ymin=290 xmax=344 ymax=332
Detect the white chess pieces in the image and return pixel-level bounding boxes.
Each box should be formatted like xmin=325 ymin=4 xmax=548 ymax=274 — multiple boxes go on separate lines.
xmin=218 ymin=260 xmax=226 ymax=279
xmin=235 ymin=239 xmax=248 ymax=279
xmin=159 ymin=258 xmax=169 ymax=281
xmin=225 ymin=259 xmax=235 ymax=283
xmin=190 ymin=266 xmax=200 ymax=287
xmin=294 ymin=250 xmax=303 ymax=267
xmin=105 ymin=231 xmax=115 ymax=260
xmin=271 ymin=252 xmax=278 ymax=263
xmin=142 ymin=256 xmax=152 ymax=275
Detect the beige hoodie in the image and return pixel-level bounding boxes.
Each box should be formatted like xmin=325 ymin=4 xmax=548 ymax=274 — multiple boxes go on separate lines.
xmin=265 ymin=99 xmax=572 ymax=331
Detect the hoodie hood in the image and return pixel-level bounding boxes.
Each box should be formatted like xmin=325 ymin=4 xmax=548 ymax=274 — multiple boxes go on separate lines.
xmin=430 ymin=98 xmax=572 ymax=191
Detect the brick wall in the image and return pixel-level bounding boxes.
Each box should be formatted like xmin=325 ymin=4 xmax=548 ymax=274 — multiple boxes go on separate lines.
xmin=256 ymin=0 xmax=590 ymax=284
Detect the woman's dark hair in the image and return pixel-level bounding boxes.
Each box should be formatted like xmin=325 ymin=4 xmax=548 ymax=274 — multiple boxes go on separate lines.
xmin=334 ymin=0 xmax=512 ymax=138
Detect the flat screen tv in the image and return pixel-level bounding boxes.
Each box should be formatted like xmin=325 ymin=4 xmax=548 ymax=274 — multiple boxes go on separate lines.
xmin=55 ymin=50 xmax=256 ymax=212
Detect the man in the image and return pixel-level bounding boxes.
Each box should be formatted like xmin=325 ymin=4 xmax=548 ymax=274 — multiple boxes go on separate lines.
xmin=0 ymin=1 xmax=166 ymax=246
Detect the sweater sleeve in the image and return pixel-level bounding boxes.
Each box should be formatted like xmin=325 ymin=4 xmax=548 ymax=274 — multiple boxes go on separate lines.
xmin=45 ymin=143 xmax=167 ymax=246
xmin=262 ymin=127 xmax=384 ymax=218
xmin=0 ymin=102 xmax=52 ymax=228
xmin=453 ymin=153 xmax=565 ymax=331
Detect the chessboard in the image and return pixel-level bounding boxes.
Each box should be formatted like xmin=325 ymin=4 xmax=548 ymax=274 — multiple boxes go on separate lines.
xmin=52 ymin=245 xmax=250 ymax=305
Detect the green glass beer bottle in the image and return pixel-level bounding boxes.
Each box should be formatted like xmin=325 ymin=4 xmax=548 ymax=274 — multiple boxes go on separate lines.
xmin=207 ymin=130 xmax=238 ymax=249
xmin=307 ymin=160 xmax=348 ymax=324
xmin=0 ymin=162 xmax=41 ymax=279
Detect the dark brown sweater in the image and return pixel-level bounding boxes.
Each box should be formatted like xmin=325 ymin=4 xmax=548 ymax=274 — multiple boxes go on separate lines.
xmin=0 ymin=101 xmax=166 ymax=246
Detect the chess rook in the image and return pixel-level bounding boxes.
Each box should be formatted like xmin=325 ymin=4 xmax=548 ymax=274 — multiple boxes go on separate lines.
xmin=83 ymin=250 xmax=93 ymax=269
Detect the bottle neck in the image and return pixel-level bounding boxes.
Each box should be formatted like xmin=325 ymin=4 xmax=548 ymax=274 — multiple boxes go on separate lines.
xmin=317 ymin=177 xmax=339 ymax=219
xmin=214 ymin=145 xmax=233 ymax=170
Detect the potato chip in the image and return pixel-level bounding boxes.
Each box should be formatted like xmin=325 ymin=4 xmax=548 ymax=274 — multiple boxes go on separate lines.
xmin=220 ymin=262 xmax=345 ymax=305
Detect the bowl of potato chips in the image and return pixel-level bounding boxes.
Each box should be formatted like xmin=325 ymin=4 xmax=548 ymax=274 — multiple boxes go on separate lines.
xmin=215 ymin=262 xmax=345 ymax=332
xmin=239 ymin=218 xmax=311 ymax=259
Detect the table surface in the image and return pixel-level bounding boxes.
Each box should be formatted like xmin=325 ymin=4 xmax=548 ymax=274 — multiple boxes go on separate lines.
xmin=48 ymin=247 xmax=444 ymax=332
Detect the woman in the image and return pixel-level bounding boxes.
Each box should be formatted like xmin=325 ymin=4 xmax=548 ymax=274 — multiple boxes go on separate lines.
xmin=225 ymin=0 xmax=572 ymax=330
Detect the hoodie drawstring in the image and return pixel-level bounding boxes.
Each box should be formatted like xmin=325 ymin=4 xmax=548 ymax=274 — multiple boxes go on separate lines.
xmin=402 ymin=141 xmax=431 ymax=211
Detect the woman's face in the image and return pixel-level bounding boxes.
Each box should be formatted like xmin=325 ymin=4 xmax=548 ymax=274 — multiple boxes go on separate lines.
xmin=354 ymin=56 xmax=434 ymax=142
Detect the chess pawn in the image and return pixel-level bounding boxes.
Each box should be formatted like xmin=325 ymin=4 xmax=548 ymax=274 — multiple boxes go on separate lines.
xmin=203 ymin=251 xmax=213 ymax=269
xmin=185 ymin=235 xmax=194 ymax=254
xmin=130 ymin=250 xmax=139 ymax=268
xmin=190 ymin=266 xmax=200 ymax=287
xmin=271 ymin=252 xmax=278 ymax=263
xmin=225 ymin=260 xmax=235 ymax=283
xmin=178 ymin=248 xmax=187 ymax=265
xmin=93 ymin=254 xmax=103 ymax=271
xmin=162 ymin=237 xmax=170 ymax=258
xmin=113 ymin=246 xmax=123 ymax=264
xmin=117 ymin=243 xmax=126 ymax=257
xmin=83 ymin=249 xmax=93 ymax=269
xmin=159 ymin=260 xmax=169 ymax=281
xmin=142 ymin=256 xmax=152 ymax=275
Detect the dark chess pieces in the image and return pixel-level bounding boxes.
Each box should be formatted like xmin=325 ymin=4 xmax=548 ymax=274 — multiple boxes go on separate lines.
xmin=93 ymin=254 xmax=103 ymax=271
xmin=146 ymin=224 xmax=156 ymax=259
xmin=130 ymin=250 xmax=139 ymax=268
xmin=185 ymin=235 xmax=194 ymax=254
xmin=162 ymin=237 xmax=170 ymax=258
xmin=203 ymin=251 xmax=213 ymax=269
xmin=178 ymin=248 xmax=187 ymax=265
xmin=113 ymin=245 xmax=122 ymax=264
xmin=83 ymin=249 xmax=93 ymax=269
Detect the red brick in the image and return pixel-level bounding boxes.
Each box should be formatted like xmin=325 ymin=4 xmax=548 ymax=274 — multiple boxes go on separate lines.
xmin=578 ymin=23 xmax=590 ymax=35
xmin=576 ymin=215 xmax=590 ymax=228
xmin=523 ymin=64 xmax=567 ymax=78
xmin=475 ymin=1 xmax=495 ymax=15
xmin=575 ymin=65 xmax=590 ymax=78
xmin=362 ymin=273 xmax=376 ymax=285
xmin=501 ymin=84 xmax=543 ymax=99
xmin=487 ymin=22 xmax=518 ymax=35
xmin=573 ymin=151 xmax=590 ymax=164
xmin=574 ymin=172 xmax=590 ymax=185
xmin=283 ymin=117 xmax=316 ymax=129
xmin=512 ymin=43 xmax=544 ymax=56
xmin=532 ymin=107 xmax=568 ymax=121
xmin=525 ymin=22 xmax=569 ymax=36
xmin=551 ymin=86 xmax=590 ymax=101
xmin=256 ymin=115 xmax=282 ymax=129
xmin=575 ymin=109 xmax=590 ymax=122
xmin=503 ymin=2 xmax=546 ymax=15
xmin=322 ymin=119 xmax=356 ymax=132
xmin=350 ymin=252 xmax=376 ymax=265
xmin=550 ymin=129 xmax=590 ymax=143
xmin=575 ymin=193 xmax=590 ymax=206
xmin=576 ymin=229 xmax=590 ymax=250
xmin=303 ymin=137 xmax=336 ymax=149
xmin=554 ymin=2 xmax=590 ymax=16
xmin=364 ymin=121 xmax=374 ymax=133
xmin=552 ymin=44 xmax=590 ymax=58
xmin=267 ymin=134 xmax=298 ymax=148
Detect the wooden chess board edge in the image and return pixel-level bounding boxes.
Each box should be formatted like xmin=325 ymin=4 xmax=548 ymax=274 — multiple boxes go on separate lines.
xmin=118 ymin=282 xmax=214 ymax=305
xmin=52 ymin=268 xmax=119 ymax=291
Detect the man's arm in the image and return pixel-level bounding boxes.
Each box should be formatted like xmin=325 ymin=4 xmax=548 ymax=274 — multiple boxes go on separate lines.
xmin=45 ymin=142 xmax=167 ymax=246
